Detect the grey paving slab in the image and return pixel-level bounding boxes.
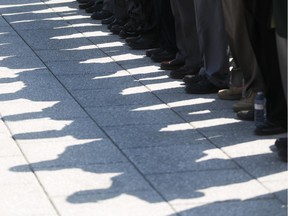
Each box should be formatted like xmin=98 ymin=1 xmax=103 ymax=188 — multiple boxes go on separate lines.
xmin=64 ymin=16 xmax=98 ymax=26
xmin=66 ymin=23 xmax=103 ymax=34
xmin=156 ymin=92 xmax=235 ymax=112
xmin=46 ymin=60 xmax=122 ymax=75
xmin=0 ymin=156 xmax=37 ymax=185
xmin=0 ymin=56 xmax=45 ymax=71
xmin=8 ymin=118 xmax=106 ymax=141
xmin=80 ymin=30 xmax=122 ymax=45
xmin=71 ymin=88 xmax=162 ymax=108
xmin=118 ymin=56 xmax=157 ymax=71
xmin=123 ymin=144 xmax=237 ymax=174
xmin=0 ymin=41 xmax=35 ymax=58
xmin=34 ymin=163 xmax=153 ymax=197
xmin=1 ymin=99 xmax=88 ymax=121
xmin=102 ymin=43 xmax=146 ymax=58
xmin=17 ymin=28 xmax=92 ymax=50
xmin=0 ymin=133 xmax=22 ymax=157
xmin=199 ymin=124 xmax=281 ymax=148
xmin=0 ymin=0 xmax=40 ymax=4
xmin=0 ymin=3 xmax=49 ymax=15
xmin=2 ymin=8 xmax=59 ymax=23
xmin=56 ymin=73 xmax=140 ymax=90
xmin=0 ymin=100 xmax=88 ymax=121
xmin=103 ymin=123 xmax=204 ymax=149
xmin=0 ymin=119 xmax=21 ymax=157
xmin=14 ymin=138 xmax=127 ymax=167
xmin=146 ymin=169 xmax=272 ymax=205
xmin=233 ymin=153 xmax=288 ymax=180
xmin=0 ymin=83 xmax=72 ymax=102
xmin=126 ymin=65 xmax=167 ymax=79
xmin=177 ymin=109 xmax=238 ymax=125
xmin=0 ymin=68 xmax=60 ymax=87
xmin=35 ymin=48 xmax=104 ymax=62
xmin=45 ymin=2 xmax=79 ymax=14
xmin=0 ymin=27 xmax=25 ymax=43
xmin=0 ymin=16 xmax=10 ymax=27
xmin=11 ymin=19 xmax=70 ymax=30
xmin=86 ymin=105 xmax=184 ymax=127
xmin=140 ymin=79 xmax=185 ymax=94
xmin=75 ymin=25 xmax=110 ymax=36
xmin=172 ymin=199 xmax=287 ymax=216
xmin=265 ymin=184 xmax=287 ymax=204
xmin=0 ymin=183 xmax=57 ymax=216
xmin=53 ymin=190 xmax=175 ymax=216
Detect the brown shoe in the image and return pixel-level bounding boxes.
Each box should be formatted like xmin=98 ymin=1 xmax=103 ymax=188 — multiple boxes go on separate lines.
xmin=218 ymin=87 xmax=243 ymax=100
xmin=232 ymin=91 xmax=256 ymax=112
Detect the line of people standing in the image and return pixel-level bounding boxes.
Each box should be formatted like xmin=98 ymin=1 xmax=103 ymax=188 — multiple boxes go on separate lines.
xmin=76 ymin=0 xmax=287 ymax=162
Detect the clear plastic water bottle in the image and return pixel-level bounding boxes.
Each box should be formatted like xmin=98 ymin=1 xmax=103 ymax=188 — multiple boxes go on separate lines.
xmin=254 ymin=91 xmax=266 ymax=127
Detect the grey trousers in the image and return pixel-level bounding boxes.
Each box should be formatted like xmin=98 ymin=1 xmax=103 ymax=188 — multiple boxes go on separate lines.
xmin=221 ymin=0 xmax=264 ymax=93
xmin=170 ymin=0 xmax=201 ymax=67
xmin=194 ymin=0 xmax=229 ymax=88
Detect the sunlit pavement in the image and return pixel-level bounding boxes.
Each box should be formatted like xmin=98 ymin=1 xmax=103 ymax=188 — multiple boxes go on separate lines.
xmin=0 ymin=1 xmax=287 ymax=215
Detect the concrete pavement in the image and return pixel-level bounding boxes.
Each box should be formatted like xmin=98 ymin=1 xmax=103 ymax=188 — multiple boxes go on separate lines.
xmin=0 ymin=0 xmax=287 ymax=215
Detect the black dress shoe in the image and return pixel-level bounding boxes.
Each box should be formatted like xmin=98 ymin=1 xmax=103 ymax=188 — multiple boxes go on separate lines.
xmin=85 ymin=2 xmax=103 ymax=13
xmin=79 ymin=0 xmax=95 ymax=9
xmin=237 ymin=110 xmax=254 ymax=121
xmin=150 ymin=50 xmax=176 ymax=63
xmin=91 ymin=10 xmax=113 ymax=20
xmin=146 ymin=48 xmax=163 ymax=57
xmin=119 ymin=29 xmax=139 ymax=38
xmin=125 ymin=35 xmax=141 ymax=44
xmin=169 ymin=65 xmax=200 ymax=79
xmin=128 ymin=35 xmax=159 ymax=50
xmin=183 ymin=74 xmax=205 ymax=85
xmin=185 ymin=76 xmax=221 ymax=94
xmin=160 ymin=59 xmax=184 ymax=70
xmin=119 ymin=21 xmax=143 ymax=38
xmin=254 ymin=120 xmax=286 ymax=136
xmin=102 ymin=16 xmax=115 ymax=25
xmin=107 ymin=18 xmax=119 ymax=29
xmin=110 ymin=24 xmax=124 ymax=34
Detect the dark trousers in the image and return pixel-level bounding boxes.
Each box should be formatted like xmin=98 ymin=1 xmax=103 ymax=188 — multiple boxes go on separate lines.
xmin=170 ymin=0 xmax=201 ymax=67
xmin=244 ymin=0 xmax=287 ymax=128
xmin=126 ymin=0 xmax=156 ymax=34
xmin=153 ymin=0 xmax=177 ymax=53
xmin=113 ymin=0 xmax=129 ymax=20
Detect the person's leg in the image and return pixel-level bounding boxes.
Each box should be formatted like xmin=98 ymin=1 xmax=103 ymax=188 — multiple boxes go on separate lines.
xmin=193 ymin=0 xmax=229 ymax=88
xmin=244 ymin=0 xmax=287 ymax=134
xmin=221 ymin=0 xmax=265 ymax=111
xmin=185 ymin=0 xmax=229 ymax=93
xmin=148 ymin=0 xmax=177 ymax=63
xmin=168 ymin=0 xmax=201 ymax=79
